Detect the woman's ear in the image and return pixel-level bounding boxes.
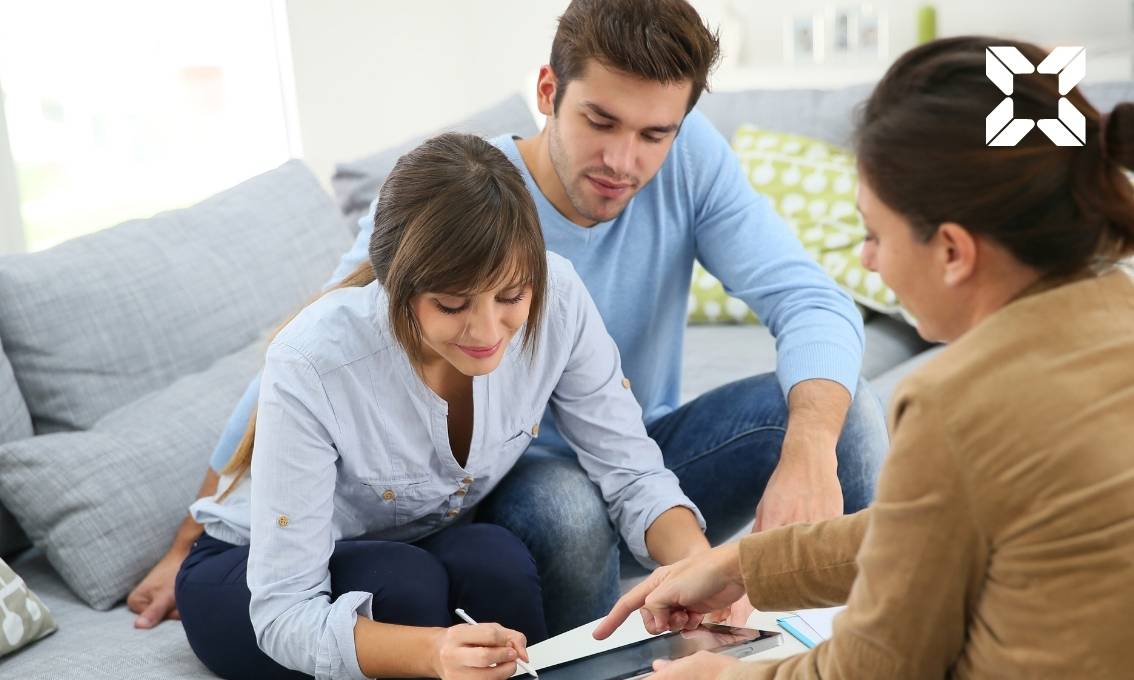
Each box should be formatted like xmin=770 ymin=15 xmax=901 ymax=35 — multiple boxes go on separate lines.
xmin=937 ymin=222 xmax=978 ymax=288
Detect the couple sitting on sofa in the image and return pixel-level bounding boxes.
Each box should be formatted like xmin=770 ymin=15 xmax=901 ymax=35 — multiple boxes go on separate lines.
xmin=130 ymin=2 xmax=1134 ymax=679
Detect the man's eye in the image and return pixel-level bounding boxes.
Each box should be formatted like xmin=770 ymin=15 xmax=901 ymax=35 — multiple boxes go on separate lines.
xmin=587 ymin=119 xmax=612 ymax=130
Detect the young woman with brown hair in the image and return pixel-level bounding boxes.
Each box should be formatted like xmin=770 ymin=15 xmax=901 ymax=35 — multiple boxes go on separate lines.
xmin=175 ymin=133 xmax=708 ymax=680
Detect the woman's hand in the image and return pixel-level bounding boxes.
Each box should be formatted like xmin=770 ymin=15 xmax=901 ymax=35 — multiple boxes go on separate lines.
xmin=593 ymin=543 xmax=747 ymax=639
xmin=650 ymin=650 xmax=739 ymax=679
xmin=430 ymin=623 xmax=530 ymax=679
xmin=126 ymin=546 xmax=186 ymax=628
xmin=705 ymin=595 xmax=757 ymax=629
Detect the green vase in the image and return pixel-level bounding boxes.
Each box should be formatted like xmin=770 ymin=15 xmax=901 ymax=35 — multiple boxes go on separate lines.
xmin=917 ymin=5 xmax=938 ymax=44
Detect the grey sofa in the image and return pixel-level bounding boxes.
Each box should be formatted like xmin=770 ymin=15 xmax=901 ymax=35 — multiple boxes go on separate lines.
xmin=2 ymin=81 xmax=1128 ymax=678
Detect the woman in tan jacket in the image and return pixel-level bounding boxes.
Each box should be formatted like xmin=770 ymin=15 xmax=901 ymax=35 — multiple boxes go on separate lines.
xmin=595 ymin=36 xmax=1134 ymax=679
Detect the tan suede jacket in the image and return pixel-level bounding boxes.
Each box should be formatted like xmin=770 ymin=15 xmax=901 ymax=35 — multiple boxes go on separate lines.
xmin=723 ymin=269 xmax=1134 ymax=680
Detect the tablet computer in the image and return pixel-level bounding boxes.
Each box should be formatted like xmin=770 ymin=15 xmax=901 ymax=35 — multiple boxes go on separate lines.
xmin=537 ymin=623 xmax=781 ymax=680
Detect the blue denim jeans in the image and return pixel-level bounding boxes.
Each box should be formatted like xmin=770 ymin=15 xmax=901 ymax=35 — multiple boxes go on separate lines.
xmin=476 ymin=373 xmax=888 ymax=636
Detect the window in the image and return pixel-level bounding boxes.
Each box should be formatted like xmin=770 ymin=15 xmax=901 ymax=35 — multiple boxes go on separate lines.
xmin=0 ymin=0 xmax=298 ymax=251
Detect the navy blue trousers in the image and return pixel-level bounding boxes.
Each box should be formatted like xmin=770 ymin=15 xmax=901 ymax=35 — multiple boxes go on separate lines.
xmin=175 ymin=523 xmax=547 ymax=679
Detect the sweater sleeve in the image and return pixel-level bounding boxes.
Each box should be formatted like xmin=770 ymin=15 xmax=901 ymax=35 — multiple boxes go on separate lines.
xmin=719 ymin=379 xmax=984 ymax=680
xmin=682 ymin=110 xmax=864 ymax=398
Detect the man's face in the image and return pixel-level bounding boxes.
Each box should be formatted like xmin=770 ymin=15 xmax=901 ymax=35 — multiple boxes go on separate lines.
xmin=543 ymin=60 xmax=691 ymax=224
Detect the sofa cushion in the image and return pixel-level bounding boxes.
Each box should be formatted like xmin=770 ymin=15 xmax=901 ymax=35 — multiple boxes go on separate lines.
xmin=331 ymin=94 xmax=539 ymax=228
xmin=0 ymin=556 xmax=56 ymax=659
xmin=0 ymin=336 xmax=33 ymax=559
xmin=5 ymin=549 xmax=211 ymax=678
xmin=872 ymin=344 xmax=947 ymax=410
xmin=695 ymin=81 xmax=1133 ymax=151
xmin=733 ymin=126 xmax=902 ymax=315
xmin=0 ymin=338 xmax=263 ymax=610
xmin=697 ymin=84 xmax=874 ymax=149
xmin=0 ymin=338 xmax=30 ymax=446
xmin=0 ymin=160 xmax=350 ymax=433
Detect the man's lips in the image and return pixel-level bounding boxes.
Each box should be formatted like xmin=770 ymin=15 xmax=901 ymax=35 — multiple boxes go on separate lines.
xmin=586 ymin=175 xmax=633 ymax=199
xmin=456 ymin=339 xmax=502 ymax=359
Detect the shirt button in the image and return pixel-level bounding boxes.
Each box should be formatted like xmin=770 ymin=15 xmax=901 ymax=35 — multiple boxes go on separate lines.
xmin=532 ymin=424 xmax=540 ymax=437
xmin=462 ymin=476 xmax=474 ymax=485
xmin=447 ymin=509 xmax=460 ymax=518
xmin=277 ymin=515 xmax=289 ymax=528
xmin=382 ymin=489 xmax=395 ymax=502
xmin=621 ymin=377 xmax=631 ymax=389
xmin=455 ymin=489 xmax=467 ymax=497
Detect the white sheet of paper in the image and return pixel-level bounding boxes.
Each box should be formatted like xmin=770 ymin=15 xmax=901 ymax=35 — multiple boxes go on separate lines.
xmin=795 ymin=606 xmax=846 ymax=641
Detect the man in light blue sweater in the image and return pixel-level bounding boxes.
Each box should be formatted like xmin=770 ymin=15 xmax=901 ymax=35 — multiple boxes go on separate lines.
xmin=130 ymin=0 xmax=887 ymax=639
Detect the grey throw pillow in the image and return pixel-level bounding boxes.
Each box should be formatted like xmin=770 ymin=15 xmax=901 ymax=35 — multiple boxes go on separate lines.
xmin=0 ymin=160 xmax=351 ymax=433
xmin=0 ymin=335 xmax=32 ymax=559
xmin=0 ymin=337 xmax=30 ymax=446
xmin=0 ymin=338 xmax=264 ymax=610
xmin=332 ymin=94 xmax=539 ymax=228
xmin=0 ymin=557 xmax=56 ymax=657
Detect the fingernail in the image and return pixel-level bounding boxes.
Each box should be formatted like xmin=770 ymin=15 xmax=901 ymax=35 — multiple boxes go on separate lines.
xmin=135 ymin=617 xmax=152 ymax=628
xmin=508 ymin=649 xmax=517 ymax=659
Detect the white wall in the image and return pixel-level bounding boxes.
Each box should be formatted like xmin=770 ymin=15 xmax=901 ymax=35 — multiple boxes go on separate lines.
xmin=284 ymin=0 xmax=566 ymax=187
xmin=284 ymin=0 xmax=1133 ymax=187
xmin=282 ymin=0 xmax=743 ymax=186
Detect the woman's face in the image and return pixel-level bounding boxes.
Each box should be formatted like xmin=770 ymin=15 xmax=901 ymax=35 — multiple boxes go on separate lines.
xmin=411 ymin=280 xmax=533 ymax=377
xmin=857 ymin=176 xmax=955 ymax=343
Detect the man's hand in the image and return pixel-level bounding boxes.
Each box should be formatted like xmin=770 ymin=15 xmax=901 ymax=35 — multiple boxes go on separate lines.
xmin=650 ymin=651 xmax=739 ymax=679
xmin=753 ymin=446 xmax=843 ymax=531
xmin=126 ymin=548 xmax=186 ymax=629
xmin=593 ymin=543 xmax=746 ymax=640
xmin=754 ymin=378 xmax=852 ymax=532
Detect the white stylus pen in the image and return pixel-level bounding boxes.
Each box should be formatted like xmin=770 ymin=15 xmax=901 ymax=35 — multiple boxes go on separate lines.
xmin=454 ymin=608 xmax=539 ymax=678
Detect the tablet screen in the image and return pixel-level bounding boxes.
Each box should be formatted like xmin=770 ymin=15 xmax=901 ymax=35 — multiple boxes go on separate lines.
xmin=537 ymin=623 xmax=781 ymax=680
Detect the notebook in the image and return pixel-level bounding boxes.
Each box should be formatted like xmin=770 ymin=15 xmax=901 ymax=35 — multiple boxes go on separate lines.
xmin=776 ymin=606 xmax=845 ymax=648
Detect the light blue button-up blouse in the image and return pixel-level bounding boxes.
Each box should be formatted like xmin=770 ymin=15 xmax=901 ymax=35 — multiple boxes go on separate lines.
xmin=189 ymin=252 xmax=704 ymax=679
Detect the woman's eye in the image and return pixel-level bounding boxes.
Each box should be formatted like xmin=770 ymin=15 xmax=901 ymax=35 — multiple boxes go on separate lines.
xmin=433 ymin=300 xmax=468 ymax=315
xmin=498 ymin=292 xmax=527 ymax=305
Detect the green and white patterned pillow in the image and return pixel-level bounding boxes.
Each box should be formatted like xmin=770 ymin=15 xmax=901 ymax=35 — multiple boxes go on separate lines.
xmin=687 ymin=264 xmax=758 ymax=324
xmin=731 ymin=125 xmax=901 ymax=316
xmin=687 ymin=135 xmax=1131 ymax=325
xmin=0 ymin=557 xmax=56 ymax=658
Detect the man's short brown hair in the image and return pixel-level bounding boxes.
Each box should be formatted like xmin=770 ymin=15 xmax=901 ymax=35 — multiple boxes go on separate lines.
xmin=549 ymin=0 xmax=721 ymax=114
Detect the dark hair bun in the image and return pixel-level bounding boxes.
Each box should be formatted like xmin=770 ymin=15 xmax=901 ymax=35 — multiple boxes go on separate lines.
xmin=1105 ymin=102 xmax=1134 ymax=171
